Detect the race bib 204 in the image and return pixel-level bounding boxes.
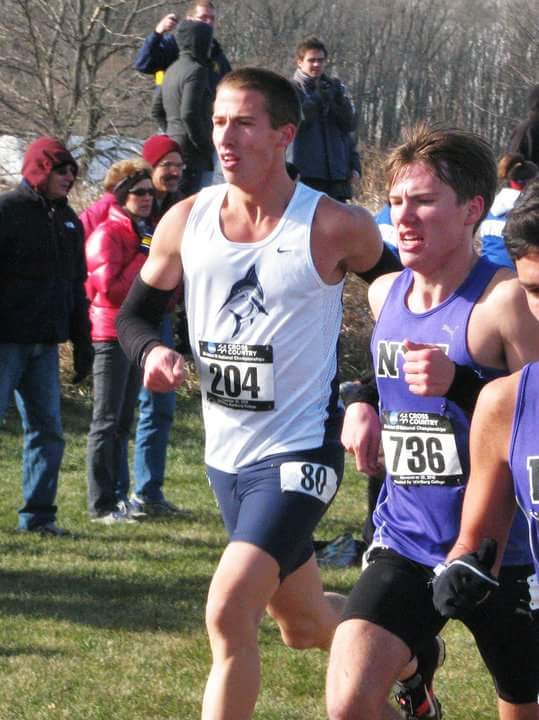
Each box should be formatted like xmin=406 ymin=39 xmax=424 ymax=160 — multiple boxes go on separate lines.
xmin=381 ymin=410 xmax=463 ymax=486
xmin=199 ymin=341 xmax=274 ymax=411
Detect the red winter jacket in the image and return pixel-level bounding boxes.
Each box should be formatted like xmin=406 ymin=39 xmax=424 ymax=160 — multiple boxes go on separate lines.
xmin=80 ymin=191 xmax=117 ymax=240
xmin=85 ymin=205 xmax=146 ymax=341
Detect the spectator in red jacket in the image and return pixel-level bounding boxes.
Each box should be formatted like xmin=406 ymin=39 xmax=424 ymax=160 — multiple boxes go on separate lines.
xmin=81 ymin=135 xmax=185 ymax=518
xmin=85 ymin=158 xmax=155 ymax=524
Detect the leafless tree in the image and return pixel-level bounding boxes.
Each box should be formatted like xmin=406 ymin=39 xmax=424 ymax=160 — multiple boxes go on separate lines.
xmin=0 ymin=0 xmax=537 ymax=179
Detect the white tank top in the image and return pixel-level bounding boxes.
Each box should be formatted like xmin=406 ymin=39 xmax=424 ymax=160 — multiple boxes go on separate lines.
xmin=182 ymin=182 xmax=344 ymax=472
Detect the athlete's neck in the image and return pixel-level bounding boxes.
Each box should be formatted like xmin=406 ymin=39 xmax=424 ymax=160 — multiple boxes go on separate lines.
xmin=407 ymin=247 xmax=479 ymax=312
xmin=220 ymin=176 xmax=297 ymax=244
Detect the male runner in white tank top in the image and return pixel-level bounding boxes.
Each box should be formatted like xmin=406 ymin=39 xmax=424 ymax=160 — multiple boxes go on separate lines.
xmin=117 ymin=68 xmax=394 ymax=719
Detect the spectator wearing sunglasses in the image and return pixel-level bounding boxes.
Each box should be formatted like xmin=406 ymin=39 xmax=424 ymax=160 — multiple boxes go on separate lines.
xmin=84 ymin=158 xmax=156 ymax=524
xmin=80 ymin=136 xmax=186 ymax=519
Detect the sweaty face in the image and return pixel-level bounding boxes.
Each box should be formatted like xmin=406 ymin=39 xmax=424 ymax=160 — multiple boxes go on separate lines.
xmin=151 ymin=151 xmax=183 ymax=195
xmin=123 ymin=179 xmax=154 ymax=219
xmin=389 ymin=162 xmax=482 ymax=273
xmin=212 ymin=87 xmax=293 ymax=190
xmin=297 ymin=49 xmax=327 ymax=78
xmin=515 ymin=252 xmax=539 ymax=321
xmin=43 ymin=164 xmax=76 ymax=200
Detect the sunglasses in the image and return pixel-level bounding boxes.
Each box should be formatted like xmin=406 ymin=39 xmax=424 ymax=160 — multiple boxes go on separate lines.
xmin=128 ymin=187 xmax=155 ymax=197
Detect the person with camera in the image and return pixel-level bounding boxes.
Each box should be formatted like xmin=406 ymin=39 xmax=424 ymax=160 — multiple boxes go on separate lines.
xmin=289 ymin=36 xmax=359 ymax=203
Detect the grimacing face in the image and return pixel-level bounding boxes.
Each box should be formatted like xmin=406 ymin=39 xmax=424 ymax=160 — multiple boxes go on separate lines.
xmin=389 ymin=162 xmax=483 ymax=273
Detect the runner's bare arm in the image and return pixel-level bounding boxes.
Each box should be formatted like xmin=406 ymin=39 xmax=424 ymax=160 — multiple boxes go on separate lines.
xmin=470 ymin=271 xmax=539 ymax=373
xmin=311 ymin=198 xmax=385 ymax=284
xmin=447 ymin=374 xmax=519 ymax=573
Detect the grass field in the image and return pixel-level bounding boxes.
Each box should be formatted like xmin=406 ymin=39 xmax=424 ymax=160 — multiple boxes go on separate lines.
xmin=0 ymin=384 xmax=499 ymax=719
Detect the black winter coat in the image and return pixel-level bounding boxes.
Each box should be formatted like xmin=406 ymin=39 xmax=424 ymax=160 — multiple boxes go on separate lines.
xmin=0 ymin=182 xmax=90 ymax=345
xmin=290 ymin=72 xmax=357 ymax=182
xmin=162 ymin=20 xmax=214 ymax=170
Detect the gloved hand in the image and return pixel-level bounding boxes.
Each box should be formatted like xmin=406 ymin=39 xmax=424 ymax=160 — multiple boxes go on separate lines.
xmin=72 ymin=340 xmax=94 ymax=384
xmin=318 ymin=79 xmax=336 ymax=111
xmin=432 ymin=538 xmax=499 ymax=618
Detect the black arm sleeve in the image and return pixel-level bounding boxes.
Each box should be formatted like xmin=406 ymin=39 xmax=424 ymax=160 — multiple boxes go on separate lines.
xmin=341 ymin=376 xmax=379 ymax=411
xmin=116 ymin=274 xmax=174 ymax=368
xmin=342 ymin=366 xmax=487 ymax=415
xmin=445 ymin=364 xmax=489 ymax=414
xmin=356 ymin=244 xmax=403 ymax=284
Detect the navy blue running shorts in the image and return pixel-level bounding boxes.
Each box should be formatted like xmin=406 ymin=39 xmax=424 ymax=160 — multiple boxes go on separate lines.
xmin=207 ymin=443 xmax=344 ymax=580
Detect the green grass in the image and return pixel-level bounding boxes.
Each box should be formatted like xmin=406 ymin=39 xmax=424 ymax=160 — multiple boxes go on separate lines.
xmin=0 ymin=387 xmax=498 ymax=719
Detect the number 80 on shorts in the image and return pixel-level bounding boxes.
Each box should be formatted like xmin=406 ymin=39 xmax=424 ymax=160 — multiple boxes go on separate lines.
xmin=280 ymin=462 xmax=338 ymax=504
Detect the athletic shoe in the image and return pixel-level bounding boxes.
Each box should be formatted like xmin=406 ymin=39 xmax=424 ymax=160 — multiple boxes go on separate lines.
xmin=130 ymin=493 xmax=183 ymax=516
xmin=91 ymin=509 xmax=137 ymax=525
xmin=394 ymin=636 xmax=445 ymax=719
xmin=118 ymin=497 xmax=147 ymax=520
xmin=17 ymin=521 xmax=70 ymax=537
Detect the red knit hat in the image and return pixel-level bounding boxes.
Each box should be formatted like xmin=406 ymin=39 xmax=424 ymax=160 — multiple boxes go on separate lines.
xmin=22 ymin=136 xmax=78 ymax=193
xmin=142 ymin=135 xmax=182 ymax=167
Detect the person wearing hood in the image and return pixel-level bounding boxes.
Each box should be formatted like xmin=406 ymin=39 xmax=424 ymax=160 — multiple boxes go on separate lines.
xmin=133 ymin=1 xmax=231 ymax=132
xmin=0 ymin=136 xmax=92 ymax=536
xmin=480 ymin=153 xmax=538 ymax=268
xmin=508 ymin=84 xmax=539 ymax=166
xmin=161 ymin=18 xmax=215 ymax=197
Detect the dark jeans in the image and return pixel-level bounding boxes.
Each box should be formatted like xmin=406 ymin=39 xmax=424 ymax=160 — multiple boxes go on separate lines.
xmin=87 ymin=341 xmax=141 ymax=517
xmin=0 ymin=343 xmax=64 ymax=529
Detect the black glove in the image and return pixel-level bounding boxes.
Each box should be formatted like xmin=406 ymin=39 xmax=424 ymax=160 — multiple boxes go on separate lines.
xmin=71 ymin=340 xmax=94 ymax=384
xmin=318 ymin=79 xmax=335 ymax=111
xmin=432 ymin=538 xmax=499 ymax=618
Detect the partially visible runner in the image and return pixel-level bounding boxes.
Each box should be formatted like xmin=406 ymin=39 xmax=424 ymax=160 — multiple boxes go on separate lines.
xmin=432 ymin=178 xmax=539 ymax=708
xmin=327 ymin=124 xmax=539 ymax=720
xmin=479 ymin=152 xmax=537 ymax=269
xmin=116 ymin=67 xmax=401 ymax=720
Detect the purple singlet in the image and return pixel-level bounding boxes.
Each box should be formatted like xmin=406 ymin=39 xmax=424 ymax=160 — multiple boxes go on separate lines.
xmin=371 ymin=257 xmax=530 ymax=567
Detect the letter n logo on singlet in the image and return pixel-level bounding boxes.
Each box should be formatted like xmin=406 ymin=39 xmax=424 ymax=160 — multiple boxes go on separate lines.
xmin=527 ymin=456 xmax=539 ymax=504
xmin=376 ymin=341 xmax=404 ymax=378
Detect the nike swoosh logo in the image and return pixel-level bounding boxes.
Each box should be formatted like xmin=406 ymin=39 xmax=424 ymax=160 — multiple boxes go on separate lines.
xmin=277 ymin=247 xmax=292 ymax=253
